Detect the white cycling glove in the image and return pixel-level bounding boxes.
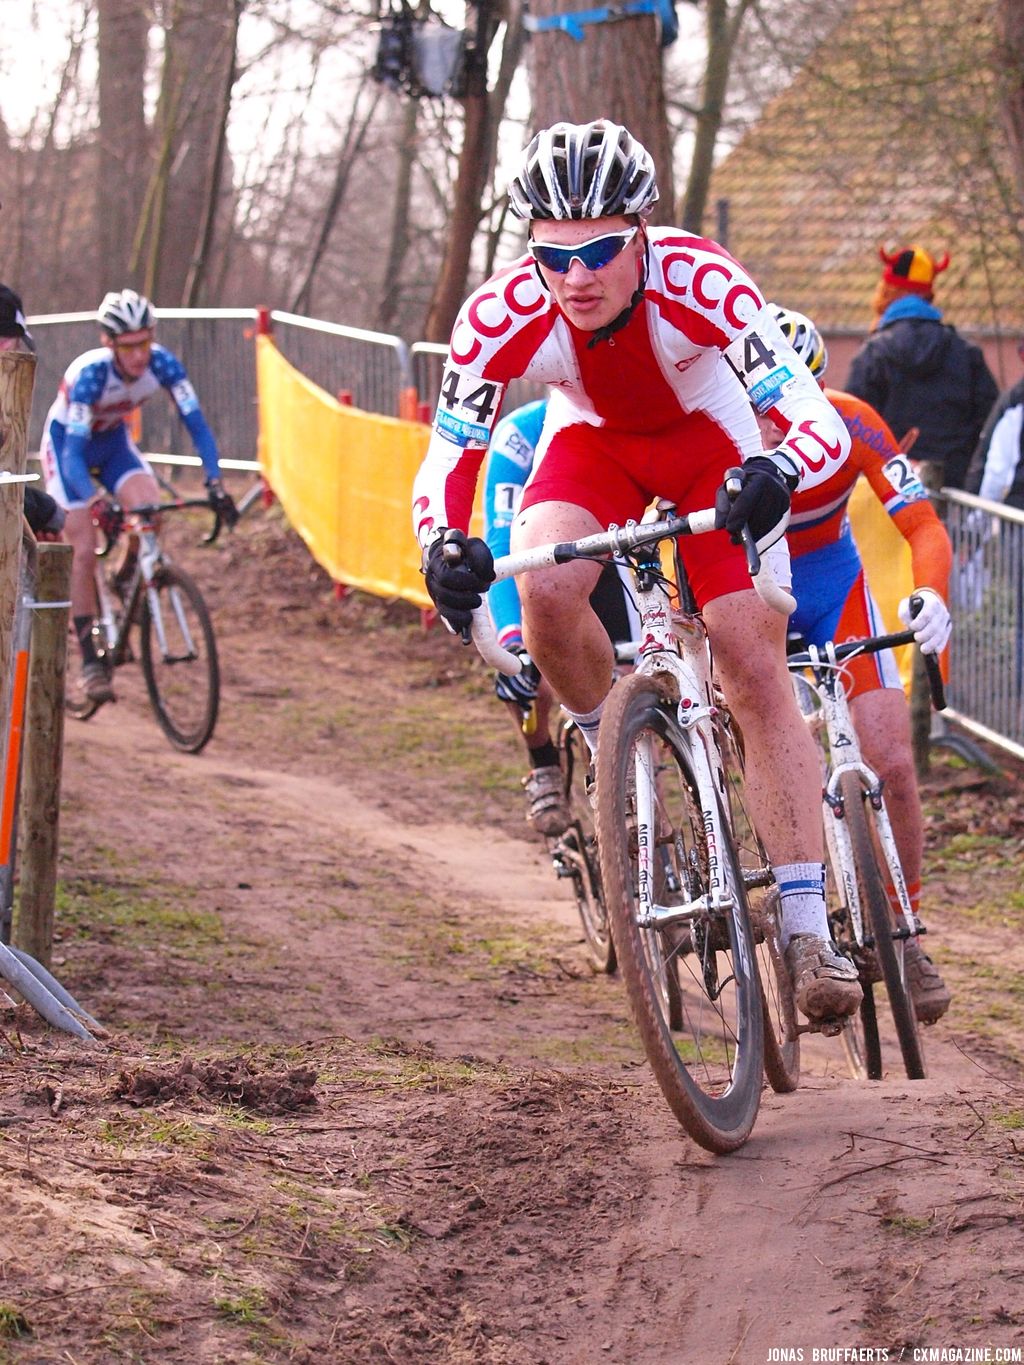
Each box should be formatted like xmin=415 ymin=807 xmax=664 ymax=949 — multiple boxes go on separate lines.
xmin=897 ymin=587 xmax=952 ymax=655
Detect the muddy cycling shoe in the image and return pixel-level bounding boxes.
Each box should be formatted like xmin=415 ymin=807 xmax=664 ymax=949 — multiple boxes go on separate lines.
xmin=784 ymin=933 xmax=863 ymax=1023
xmin=523 ymin=766 xmax=571 ymax=837
xmin=904 ymin=939 xmax=951 ymax=1024
xmin=80 ymin=660 xmax=115 ymax=705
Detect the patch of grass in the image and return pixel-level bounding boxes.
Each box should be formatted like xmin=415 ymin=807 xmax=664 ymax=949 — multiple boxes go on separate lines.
xmin=476 ymin=931 xmax=554 ymax=973
xmin=97 ymin=1113 xmax=217 ymax=1156
xmin=0 ymin=1304 xmax=31 ymax=1340
xmin=55 ymin=878 xmax=225 ymax=950
xmin=882 ymin=1212 xmax=934 ymax=1234
xmin=991 ymin=1108 xmax=1024 ymax=1130
xmin=214 ymin=1285 xmax=268 ymax=1325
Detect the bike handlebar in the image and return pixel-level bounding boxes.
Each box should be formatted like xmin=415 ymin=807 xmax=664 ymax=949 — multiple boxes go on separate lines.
xmin=456 ymin=507 xmax=797 ymax=676
xmin=94 ymin=498 xmax=226 ymax=554
xmin=786 ymin=594 xmax=947 ymax=713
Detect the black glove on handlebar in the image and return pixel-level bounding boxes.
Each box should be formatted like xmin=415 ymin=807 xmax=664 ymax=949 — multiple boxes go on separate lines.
xmin=715 ymin=455 xmax=796 ymax=553
xmin=23 ymin=487 xmax=65 ymax=537
xmin=206 ymin=477 xmax=239 ymax=529
xmin=494 ymin=646 xmax=541 ymax=711
xmin=423 ymin=528 xmax=496 ymax=634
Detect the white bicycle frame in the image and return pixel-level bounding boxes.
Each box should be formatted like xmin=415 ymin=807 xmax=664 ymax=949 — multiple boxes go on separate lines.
xmin=470 ymin=506 xmax=792 ymax=938
xmin=791 ymin=644 xmax=915 ymax=952
xmin=94 ymin=520 xmax=199 ymax=663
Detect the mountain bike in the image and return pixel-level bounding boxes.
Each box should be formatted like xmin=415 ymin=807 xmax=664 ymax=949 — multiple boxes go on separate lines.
xmin=65 ymin=499 xmax=224 ymax=754
xmin=786 ymin=625 xmax=946 ymax=1082
xmin=459 ymin=493 xmax=799 ymax=1153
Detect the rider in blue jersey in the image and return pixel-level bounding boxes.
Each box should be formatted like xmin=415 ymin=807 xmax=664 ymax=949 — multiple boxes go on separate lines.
xmin=41 ymin=289 xmax=238 ymax=704
xmin=484 ymin=399 xmax=637 ymax=835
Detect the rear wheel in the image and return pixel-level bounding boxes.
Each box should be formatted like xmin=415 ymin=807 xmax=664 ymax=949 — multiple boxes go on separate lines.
xmin=596 ymin=672 xmax=764 ymax=1154
xmin=140 ymin=564 xmax=219 ymax=754
xmin=719 ymin=715 xmax=799 ymax=1094
xmin=557 ymin=720 xmax=615 ymax=973
xmin=839 ymin=771 xmax=924 ymax=1080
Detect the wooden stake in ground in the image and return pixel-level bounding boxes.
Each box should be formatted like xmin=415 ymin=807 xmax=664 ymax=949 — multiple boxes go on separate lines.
xmin=16 ymin=542 xmax=73 ymax=965
xmin=0 ymin=350 xmax=37 ymax=700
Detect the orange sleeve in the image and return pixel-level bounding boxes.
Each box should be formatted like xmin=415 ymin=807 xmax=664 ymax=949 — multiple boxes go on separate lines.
xmin=829 ymin=388 xmax=952 ymax=601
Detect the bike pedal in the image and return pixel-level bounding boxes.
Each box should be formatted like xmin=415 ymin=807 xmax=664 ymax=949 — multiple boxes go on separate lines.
xmin=794 ymin=1017 xmax=844 ymax=1039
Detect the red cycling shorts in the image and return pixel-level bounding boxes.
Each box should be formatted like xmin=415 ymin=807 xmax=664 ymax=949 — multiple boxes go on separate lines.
xmin=519 ymin=415 xmax=751 ymax=609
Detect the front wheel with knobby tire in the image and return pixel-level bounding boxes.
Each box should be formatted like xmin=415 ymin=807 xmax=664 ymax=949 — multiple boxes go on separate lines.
xmin=839 ymin=770 xmax=924 ymax=1080
xmin=140 ymin=564 xmax=220 ymax=754
xmin=596 ymin=672 xmax=764 ymax=1154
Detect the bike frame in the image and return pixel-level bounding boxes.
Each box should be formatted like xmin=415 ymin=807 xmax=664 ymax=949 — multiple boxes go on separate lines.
xmin=626 ymin=537 xmax=737 ymax=935
xmin=469 ymin=505 xmax=789 ymax=940
xmin=93 ymin=505 xmax=210 ymax=667
xmin=791 ymin=644 xmax=916 ymax=951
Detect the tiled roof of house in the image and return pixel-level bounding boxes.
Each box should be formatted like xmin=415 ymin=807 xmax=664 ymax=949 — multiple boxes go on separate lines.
xmin=708 ymin=0 xmax=1024 ymax=337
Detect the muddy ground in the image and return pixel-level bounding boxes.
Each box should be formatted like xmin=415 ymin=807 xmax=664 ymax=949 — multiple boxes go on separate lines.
xmin=1 ymin=492 xmax=1023 ymax=1365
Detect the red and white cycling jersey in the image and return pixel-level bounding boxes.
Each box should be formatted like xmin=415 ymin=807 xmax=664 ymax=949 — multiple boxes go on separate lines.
xmin=412 ymin=229 xmax=851 ymax=545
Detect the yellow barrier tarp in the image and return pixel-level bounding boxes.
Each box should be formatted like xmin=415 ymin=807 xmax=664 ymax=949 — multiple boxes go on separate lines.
xmin=257 ymin=336 xmax=482 ymax=609
xmin=847 ymin=475 xmax=914 ymax=692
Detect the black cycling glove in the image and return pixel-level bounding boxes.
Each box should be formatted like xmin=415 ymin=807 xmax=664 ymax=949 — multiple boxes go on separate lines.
xmin=494 ymin=646 xmax=541 ymax=712
xmin=23 ymin=487 xmax=65 ymax=536
xmin=715 ymin=454 xmax=798 ymax=553
xmin=422 ymin=528 xmax=496 ymax=635
xmin=206 ymin=477 xmax=240 ymax=529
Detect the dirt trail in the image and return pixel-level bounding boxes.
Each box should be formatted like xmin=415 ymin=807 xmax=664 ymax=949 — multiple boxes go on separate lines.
xmin=1 ymin=508 xmax=1022 ymax=1363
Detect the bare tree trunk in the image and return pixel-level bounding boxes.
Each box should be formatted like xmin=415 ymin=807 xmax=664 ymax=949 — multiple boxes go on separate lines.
xmin=525 ymin=0 xmax=674 ymax=217
xmin=97 ymin=0 xmax=149 ymax=283
xmin=290 ymin=78 xmax=382 ymax=316
xmin=147 ymin=0 xmax=240 ymax=303
xmin=184 ymin=0 xmax=242 ymax=305
xmin=376 ymin=98 xmax=420 ymax=333
xmin=677 ymin=0 xmax=754 ymax=233
xmin=424 ymin=0 xmax=525 ymax=342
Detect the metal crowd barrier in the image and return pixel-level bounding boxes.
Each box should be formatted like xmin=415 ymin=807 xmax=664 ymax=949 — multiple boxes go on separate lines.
xmin=410 ymin=341 xmax=546 ymax=418
xmin=26 ymin=310 xmax=259 ymax=465
xmin=942 ymin=489 xmax=1024 ymax=763
xmin=25 ymin=309 xmax=416 ymax=460
xmin=23 ymin=311 xmax=1023 ymax=763
xmin=269 ymin=311 xmax=413 ymax=417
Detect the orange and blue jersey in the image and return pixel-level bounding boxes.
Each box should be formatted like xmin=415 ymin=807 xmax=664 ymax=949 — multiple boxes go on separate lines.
xmin=787 ymin=388 xmax=951 ymax=697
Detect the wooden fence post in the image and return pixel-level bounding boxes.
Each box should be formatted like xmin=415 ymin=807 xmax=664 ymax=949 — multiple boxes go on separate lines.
xmin=15 ymin=543 xmax=72 ymax=966
xmin=0 ymin=351 xmax=37 ymax=707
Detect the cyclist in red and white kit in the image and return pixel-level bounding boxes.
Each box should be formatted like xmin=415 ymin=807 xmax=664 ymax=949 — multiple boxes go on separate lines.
xmin=413 ymin=120 xmax=861 ymax=1024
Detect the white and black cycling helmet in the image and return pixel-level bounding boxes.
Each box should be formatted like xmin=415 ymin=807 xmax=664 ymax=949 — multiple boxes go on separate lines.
xmin=773 ymin=304 xmax=828 ymax=379
xmin=508 ymin=120 xmax=659 ymax=221
xmin=97 ymin=288 xmax=155 ymax=336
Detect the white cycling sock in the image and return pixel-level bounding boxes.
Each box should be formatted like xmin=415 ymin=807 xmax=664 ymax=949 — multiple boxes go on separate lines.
xmin=775 ymin=862 xmax=829 ymax=948
xmin=564 ymin=701 xmax=604 ymax=757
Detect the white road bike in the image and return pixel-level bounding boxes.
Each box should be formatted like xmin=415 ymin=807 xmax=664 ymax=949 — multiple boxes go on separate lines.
xmin=786 ymin=623 xmax=947 ymax=1082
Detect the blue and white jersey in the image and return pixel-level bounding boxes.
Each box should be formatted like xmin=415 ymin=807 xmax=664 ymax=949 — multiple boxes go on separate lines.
xmin=484 ymin=400 xmax=549 ymax=649
xmin=42 ymin=343 xmax=220 ymax=504
xmin=483 ymin=398 xmax=639 ymax=652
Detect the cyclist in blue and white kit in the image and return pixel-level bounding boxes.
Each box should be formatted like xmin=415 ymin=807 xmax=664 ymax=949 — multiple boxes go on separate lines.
xmin=485 ymin=398 xmax=638 ymax=835
xmin=41 ymin=289 xmax=238 ymax=704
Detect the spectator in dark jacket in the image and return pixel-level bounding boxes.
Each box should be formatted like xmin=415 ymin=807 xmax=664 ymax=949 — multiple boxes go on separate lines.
xmin=0 ymin=283 xmax=35 ymax=353
xmin=964 ymin=339 xmax=1024 ymax=510
xmin=846 ymin=245 xmax=999 ymax=490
